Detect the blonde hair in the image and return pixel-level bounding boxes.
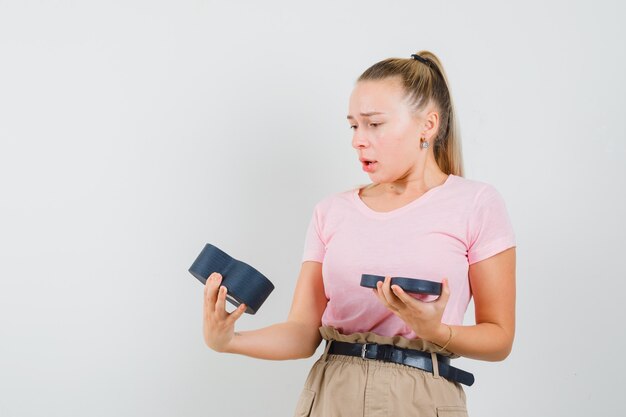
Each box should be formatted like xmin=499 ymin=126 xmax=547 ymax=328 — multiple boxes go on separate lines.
xmin=352 ymin=50 xmax=464 ymax=190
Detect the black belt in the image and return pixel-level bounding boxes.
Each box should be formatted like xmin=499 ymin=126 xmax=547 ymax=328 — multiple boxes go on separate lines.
xmin=326 ymin=340 xmax=475 ymax=386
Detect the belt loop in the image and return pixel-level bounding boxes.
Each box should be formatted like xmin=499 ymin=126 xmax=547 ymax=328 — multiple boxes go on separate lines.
xmin=431 ymin=352 xmax=440 ymax=379
xmin=322 ymin=339 xmax=333 ymax=362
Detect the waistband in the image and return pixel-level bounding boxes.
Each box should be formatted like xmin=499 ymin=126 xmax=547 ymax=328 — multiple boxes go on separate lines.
xmin=318 ymin=325 xmax=459 ymax=358
xmin=318 ymin=326 xmax=474 ymax=386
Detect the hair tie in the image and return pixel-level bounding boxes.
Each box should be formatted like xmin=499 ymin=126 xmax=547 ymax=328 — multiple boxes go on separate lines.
xmin=411 ymin=54 xmax=430 ymax=64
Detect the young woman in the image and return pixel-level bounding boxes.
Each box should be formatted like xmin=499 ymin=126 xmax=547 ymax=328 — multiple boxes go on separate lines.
xmin=203 ymin=50 xmax=517 ymax=417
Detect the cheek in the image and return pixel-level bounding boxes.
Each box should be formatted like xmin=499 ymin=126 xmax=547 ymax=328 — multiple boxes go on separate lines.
xmin=374 ymin=132 xmax=415 ymax=165
xmin=384 ymin=128 xmax=414 ymax=151
xmin=387 ymin=144 xmax=414 ymax=164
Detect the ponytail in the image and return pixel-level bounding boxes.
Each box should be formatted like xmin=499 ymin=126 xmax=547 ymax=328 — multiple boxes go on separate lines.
xmin=357 ymin=50 xmax=464 ymax=177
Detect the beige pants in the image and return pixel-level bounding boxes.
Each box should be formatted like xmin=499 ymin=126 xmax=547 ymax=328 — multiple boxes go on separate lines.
xmin=293 ymin=326 xmax=468 ymax=417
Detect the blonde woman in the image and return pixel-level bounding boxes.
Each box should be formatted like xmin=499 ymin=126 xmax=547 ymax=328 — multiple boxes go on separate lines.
xmin=203 ymin=51 xmax=516 ymax=417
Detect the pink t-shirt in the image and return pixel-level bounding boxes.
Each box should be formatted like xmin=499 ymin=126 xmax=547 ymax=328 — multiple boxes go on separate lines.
xmin=300 ymin=174 xmax=516 ymax=339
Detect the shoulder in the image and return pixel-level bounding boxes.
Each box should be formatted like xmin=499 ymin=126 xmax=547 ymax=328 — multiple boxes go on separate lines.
xmin=310 ymin=185 xmax=360 ymax=215
xmin=447 ymin=174 xmax=505 ymax=206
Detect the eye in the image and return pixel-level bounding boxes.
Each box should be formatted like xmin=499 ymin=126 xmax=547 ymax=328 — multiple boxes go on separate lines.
xmin=350 ymin=125 xmax=357 ymax=130
xmin=369 ymin=123 xmax=381 ymax=127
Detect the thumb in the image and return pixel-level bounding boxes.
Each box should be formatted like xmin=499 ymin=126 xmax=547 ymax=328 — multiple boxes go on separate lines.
xmin=228 ymin=303 xmax=247 ymax=324
xmin=437 ymin=278 xmax=451 ymax=305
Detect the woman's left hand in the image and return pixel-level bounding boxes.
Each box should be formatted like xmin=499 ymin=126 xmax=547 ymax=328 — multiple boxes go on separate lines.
xmin=372 ymin=276 xmax=450 ymax=341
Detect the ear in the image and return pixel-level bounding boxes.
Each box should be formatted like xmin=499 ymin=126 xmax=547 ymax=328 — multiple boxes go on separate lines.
xmin=421 ymin=109 xmax=440 ymax=140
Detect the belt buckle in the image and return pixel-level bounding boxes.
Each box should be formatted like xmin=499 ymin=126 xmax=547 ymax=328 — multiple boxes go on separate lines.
xmin=361 ymin=343 xmax=368 ymax=359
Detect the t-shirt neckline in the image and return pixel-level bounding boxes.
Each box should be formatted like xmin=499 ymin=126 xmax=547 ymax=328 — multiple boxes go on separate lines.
xmin=352 ymin=174 xmax=455 ymax=219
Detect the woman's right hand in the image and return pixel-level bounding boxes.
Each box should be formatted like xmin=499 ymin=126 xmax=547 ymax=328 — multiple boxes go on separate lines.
xmin=203 ymin=272 xmax=247 ymax=352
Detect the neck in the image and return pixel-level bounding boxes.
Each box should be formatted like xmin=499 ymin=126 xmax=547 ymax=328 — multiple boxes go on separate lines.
xmin=376 ymin=156 xmax=448 ymax=196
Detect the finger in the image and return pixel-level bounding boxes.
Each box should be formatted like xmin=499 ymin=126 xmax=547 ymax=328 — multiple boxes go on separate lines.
xmin=227 ymin=303 xmax=247 ymax=325
xmin=381 ymin=276 xmax=404 ymax=311
xmin=203 ymin=282 xmax=210 ymax=316
xmin=436 ymin=278 xmax=451 ymax=305
xmin=204 ymin=272 xmax=216 ymax=307
xmin=376 ymin=279 xmax=398 ymax=312
xmin=206 ymin=272 xmax=221 ymax=308
xmin=215 ymin=285 xmax=229 ymax=319
xmin=391 ymin=284 xmax=419 ymax=308
xmin=373 ymin=281 xmax=388 ymax=306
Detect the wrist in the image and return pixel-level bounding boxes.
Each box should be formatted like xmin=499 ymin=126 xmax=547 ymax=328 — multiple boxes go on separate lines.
xmin=427 ymin=323 xmax=451 ymax=347
xmin=218 ymin=332 xmax=241 ymax=354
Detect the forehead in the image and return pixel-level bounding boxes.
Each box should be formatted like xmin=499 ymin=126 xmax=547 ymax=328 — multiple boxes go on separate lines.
xmin=348 ymin=77 xmax=408 ymax=117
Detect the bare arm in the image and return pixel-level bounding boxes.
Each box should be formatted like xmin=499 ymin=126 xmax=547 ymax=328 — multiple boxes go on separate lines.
xmin=428 ymin=247 xmax=516 ymax=361
xmin=216 ymin=261 xmax=328 ymax=360
xmin=374 ymin=247 xmax=516 ymax=361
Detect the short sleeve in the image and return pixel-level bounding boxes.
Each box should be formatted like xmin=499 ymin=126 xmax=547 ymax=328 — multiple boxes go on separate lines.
xmin=301 ymin=204 xmax=326 ymax=263
xmin=467 ymin=185 xmax=516 ymax=265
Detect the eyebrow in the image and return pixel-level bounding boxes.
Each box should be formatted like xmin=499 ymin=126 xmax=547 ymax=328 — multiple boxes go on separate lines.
xmin=346 ymin=111 xmax=386 ymax=120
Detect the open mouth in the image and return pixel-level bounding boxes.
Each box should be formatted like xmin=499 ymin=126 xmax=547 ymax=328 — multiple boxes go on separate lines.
xmin=362 ymin=160 xmax=378 ymax=171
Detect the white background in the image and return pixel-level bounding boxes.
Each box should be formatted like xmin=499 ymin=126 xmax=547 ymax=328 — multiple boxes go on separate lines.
xmin=1 ymin=1 xmax=624 ymax=416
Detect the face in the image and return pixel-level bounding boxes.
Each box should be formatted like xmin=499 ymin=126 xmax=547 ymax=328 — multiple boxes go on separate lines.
xmin=347 ymin=77 xmax=431 ymax=182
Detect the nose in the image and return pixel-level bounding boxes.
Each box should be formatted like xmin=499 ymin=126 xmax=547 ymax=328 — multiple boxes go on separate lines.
xmin=351 ymin=130 xmax=370 ymax=150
